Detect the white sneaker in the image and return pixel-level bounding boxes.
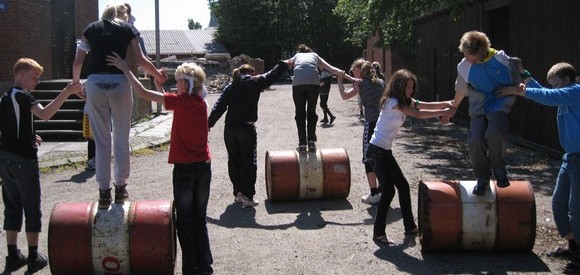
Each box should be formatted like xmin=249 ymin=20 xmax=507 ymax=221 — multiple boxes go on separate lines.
xmin=86 ymin=158 xmax=95 ymax=171
xmin=234 ymin=192 xmax=244 ymax=203
xmin=361 ymin=192 xmax=381 ymax=204
xmin=241 ymin=195 xmax=259 ymax=208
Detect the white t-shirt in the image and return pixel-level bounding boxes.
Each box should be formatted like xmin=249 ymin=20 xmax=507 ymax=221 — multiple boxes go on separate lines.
xmin=370 ymin=98 xmax=406 ymax=150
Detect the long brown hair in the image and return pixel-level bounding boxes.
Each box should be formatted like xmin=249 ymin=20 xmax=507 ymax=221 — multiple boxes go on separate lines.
xmin=379 ymin=69 xmax=417 ymax=109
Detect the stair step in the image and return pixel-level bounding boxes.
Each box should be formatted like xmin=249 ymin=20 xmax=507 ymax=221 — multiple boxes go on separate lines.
xmin=32 ymin=90 xmax=83 ymax=100
xmin=35 ymin=130 xmax=84 ymax=141
xmin=34 ymin=79 xmax=73 ymax=90
xmin=35 ymin=120 xmax=82 ymax=130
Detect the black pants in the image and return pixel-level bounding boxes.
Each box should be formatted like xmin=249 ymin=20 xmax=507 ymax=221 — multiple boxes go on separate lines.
xmin=87 ymin=138 xmax=95 ymax=160
xmin=292 ymin=85 xmax=319 ymax=145
xmin=319 ymin=93 xmax=332 ymax=116
xmin=367 ymin=144 xmax=416 ymax=236
xmin=224 ymin=123 xmax=257 ymax=198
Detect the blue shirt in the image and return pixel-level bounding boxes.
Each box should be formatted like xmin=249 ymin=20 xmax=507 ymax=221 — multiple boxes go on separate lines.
xmin=456 ymin=49 xmax=518 ymax=115
xmin=525 ymin=79 xmax=580 ymax=153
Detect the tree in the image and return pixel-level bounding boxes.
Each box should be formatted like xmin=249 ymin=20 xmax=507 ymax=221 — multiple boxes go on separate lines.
xmin=188 ymin=19 xmax=202 ymax=30
xmin=334 ymin=0 xmax=464 ymax=52
xmin=208 ymin=0 xmax=361 ymax=69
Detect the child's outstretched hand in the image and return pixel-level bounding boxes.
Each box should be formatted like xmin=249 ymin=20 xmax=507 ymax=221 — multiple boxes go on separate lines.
xmin=337 ymin=71 xmax=344 ymax=83
xmin=106 ymin=52 xmax=129 ymax=72
xmin=497 ymin=83 xmax=525 ymax=98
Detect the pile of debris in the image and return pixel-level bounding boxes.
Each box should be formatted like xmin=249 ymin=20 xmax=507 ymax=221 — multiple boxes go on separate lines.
xmin=143 ymin=53 xmax=265 ymax=94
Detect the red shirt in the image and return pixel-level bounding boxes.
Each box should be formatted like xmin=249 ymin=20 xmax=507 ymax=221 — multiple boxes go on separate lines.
xmin=163 ymin=93 xmax=211 ymax=164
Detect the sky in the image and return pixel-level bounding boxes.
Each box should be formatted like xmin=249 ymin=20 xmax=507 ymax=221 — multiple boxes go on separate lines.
xmin=98 ymin=0 xmax=211 ymax=30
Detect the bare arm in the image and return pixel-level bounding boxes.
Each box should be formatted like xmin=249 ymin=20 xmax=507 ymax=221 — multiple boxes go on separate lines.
xmin=72 ymin=36 xmax=88 ymax=84
xmin=72 ymin=36 xmax=89 ymax=100
xmin=106 ymin=52 xmax=165 ymax=104
xmin=400 ymin=104 xmax=454 ymax=119
xmin=413 ymin=98 xmax=454 ymax=110
xmin=130 ymin=38 xmax=168 ymax=83
xmin=318 ymin=57 xmax=358 ymax=83
xmin=32 ymin=82 xmax=82 ymax=121
xmin=337 ymin=72 xmax=359 ymax=100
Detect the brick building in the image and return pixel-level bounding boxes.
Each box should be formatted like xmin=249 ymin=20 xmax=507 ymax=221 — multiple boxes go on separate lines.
xmin=0 ymin=0 xmax=97 ymax=88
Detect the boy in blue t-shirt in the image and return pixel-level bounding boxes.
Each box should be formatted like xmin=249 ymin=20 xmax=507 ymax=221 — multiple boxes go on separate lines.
xmin=498 ymin=62 xmax=580 ymax=273
xmin=446 ymin=30 xmax=522 ymax=196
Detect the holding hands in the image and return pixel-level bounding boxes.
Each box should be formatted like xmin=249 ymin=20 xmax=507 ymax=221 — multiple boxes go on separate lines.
xmin=106 ymin=52 xmax=168 ymax=85
xmin=497 ymin=83 xmax=526 ymax=97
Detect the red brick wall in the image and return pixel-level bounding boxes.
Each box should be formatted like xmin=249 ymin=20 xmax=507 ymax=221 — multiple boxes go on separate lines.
xmin=0 ymin=0 xmax=50 ymax=81
xmin=0 ymin=0 xmax=97 ymax=84
xmin=364 ymin=31 xmax=415 ymax=80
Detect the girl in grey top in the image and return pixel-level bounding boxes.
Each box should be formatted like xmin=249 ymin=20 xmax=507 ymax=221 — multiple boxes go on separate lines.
xmin=337 ymin=59 xmax=385 ymax=205
xmin=288 ymin=44 xmax=356 ymax=152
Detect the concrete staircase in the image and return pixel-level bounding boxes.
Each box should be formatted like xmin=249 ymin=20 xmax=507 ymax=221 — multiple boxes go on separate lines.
xmin=33 ymin=80 xmax=84 ymax=141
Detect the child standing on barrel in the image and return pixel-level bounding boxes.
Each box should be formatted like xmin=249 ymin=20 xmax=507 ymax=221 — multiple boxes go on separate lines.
xmin=107 ymin=53 xmax=214 ymax=275
xmin=367 ymin=69 xmax=454 ymax=245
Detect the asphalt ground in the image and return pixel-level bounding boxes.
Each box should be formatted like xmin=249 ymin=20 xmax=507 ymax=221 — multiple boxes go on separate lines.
xmin=0 ymin=83 xmax=568 ymax=274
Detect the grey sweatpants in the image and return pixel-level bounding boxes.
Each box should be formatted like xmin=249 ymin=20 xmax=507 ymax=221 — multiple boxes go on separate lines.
xmin=85 ymin=74 xmax=133 ymax=190
xmin=468 ymin=112 xmax=509 ymax=180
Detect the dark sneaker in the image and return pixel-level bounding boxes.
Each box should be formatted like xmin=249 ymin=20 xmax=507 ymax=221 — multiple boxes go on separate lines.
xmin=86 ymin=157 xmax=95 ymax=171
xmin=241 ymin=195 xmax=259 ymax=208
xmin=5 ymin=249 xmax=27 ymax=272
xmin=307 ymin=141 xmax=316 ymax=152
xmin=494 ymin=169 xmax=511 ymax=188
xmin=320 ymin=118 xmax=329 ymax=123
xmin=404 ymin=226 xmax=418 ymax=236
xmin=115 ymin=184 xmax=129 ymax=204
xmin=329 ymin=115 xmax=336 ymax=124
xmin=547 ymin=247 xmax=572 ymax=258
xmin=472 ymin=179 xmax=488 ymax=196
xmin=296 ymin=145 xmax=307 ymax=153
xmin=98 ymin=188 xmax=112 ymax=209
xmin=563 ymin=262 xmax=580 ymax=275
xmin=27 ymin=253 xmax=48 ymax=273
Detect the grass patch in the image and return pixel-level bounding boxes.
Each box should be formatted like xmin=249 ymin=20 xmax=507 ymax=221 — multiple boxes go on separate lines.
xmin=40 ymin=162 xmax=83 ymax=174
xmin=132 ymin=147 xmax=156 ymax=156
xmin=132 ymin=143 xmax=170 ymax=157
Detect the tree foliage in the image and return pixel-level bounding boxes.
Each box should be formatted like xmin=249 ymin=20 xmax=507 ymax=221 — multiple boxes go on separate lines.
xmin=208 ymin=0 xmax=361 ymax=68
xmin=334 ymin=0 xmax=464 ymax=51
xmin=188 ymin=19 xmax=202 ymax=30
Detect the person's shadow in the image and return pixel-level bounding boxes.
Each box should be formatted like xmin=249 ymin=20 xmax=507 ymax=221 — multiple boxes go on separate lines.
xmin=55 ymin=169 xmax=94 ymax=184
xmin=207 ymin=204 xmax=293 ymax=230
xmin=372 ymin=236 xmax=551 ymax=274
xmin=208 ymin=199 xmax=364 ymax=231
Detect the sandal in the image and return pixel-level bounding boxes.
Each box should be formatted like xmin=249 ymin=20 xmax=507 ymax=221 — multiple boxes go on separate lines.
xmin=373 ymin=235 xmax=395 ymax=245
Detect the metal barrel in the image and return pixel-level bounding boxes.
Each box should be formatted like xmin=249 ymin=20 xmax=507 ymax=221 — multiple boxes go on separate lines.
xmin=418 ymin=180 xmax=536 ymax=251
xmin=265 ymin=148 xmax=351 ymax=202
xmin=48 ymin=200 xmax=176 ymax=275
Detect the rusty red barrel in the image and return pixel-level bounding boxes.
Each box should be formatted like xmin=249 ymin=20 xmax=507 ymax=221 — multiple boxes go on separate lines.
xmin=418 ymin=180 xmax=536 ymax=251
xmin=48 ymin=200 xmax=175 ymax=275
xmin=265 ymin=148 xmax=351 ymax=202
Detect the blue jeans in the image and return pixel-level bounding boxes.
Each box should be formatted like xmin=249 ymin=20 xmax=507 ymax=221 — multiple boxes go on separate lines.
xmin=173 ymin=162 xmax=213 ymax=274
xmin=552 ymin=153 xmax=580 ymax=244
xmin=367 ymin=144 xmax=416 ymax=236
xmin=0 ymin=151 xmax=42 ymax=232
